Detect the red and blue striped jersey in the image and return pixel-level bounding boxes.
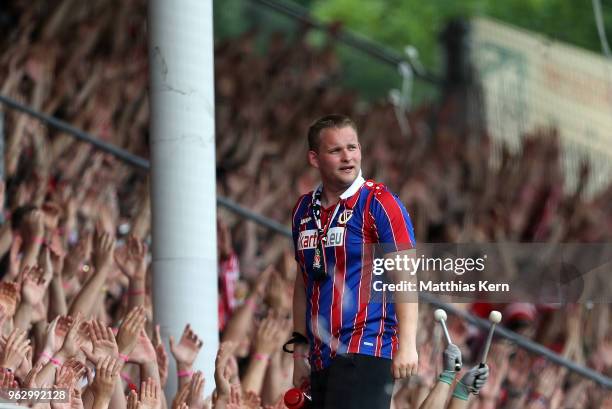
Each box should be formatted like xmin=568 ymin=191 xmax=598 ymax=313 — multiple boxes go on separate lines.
xmin=291 ymin=177 xmax=416 ymax=370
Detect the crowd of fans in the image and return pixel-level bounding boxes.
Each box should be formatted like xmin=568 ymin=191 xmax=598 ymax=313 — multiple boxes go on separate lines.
xmin=0 ymin=0 xmax=611 ymax=408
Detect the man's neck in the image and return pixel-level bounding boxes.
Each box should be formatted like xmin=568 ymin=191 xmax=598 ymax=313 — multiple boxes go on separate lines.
xmin=320 ymin=183 xmax=350 ymax=208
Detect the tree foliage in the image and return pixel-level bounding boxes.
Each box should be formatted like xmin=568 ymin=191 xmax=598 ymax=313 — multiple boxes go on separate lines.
xmin=311 ymin=0 xmax=612 ymax=69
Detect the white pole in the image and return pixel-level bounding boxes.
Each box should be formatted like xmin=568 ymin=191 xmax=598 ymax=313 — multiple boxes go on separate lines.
xmin=148 ymin=0 xmax=217 ymax=396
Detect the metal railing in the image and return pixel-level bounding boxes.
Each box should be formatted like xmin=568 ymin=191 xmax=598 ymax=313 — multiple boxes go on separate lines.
xmin=248 ymin=0 xmax=441 ymax=85
xmin=1 ymin=93 xmax=610 ymax=389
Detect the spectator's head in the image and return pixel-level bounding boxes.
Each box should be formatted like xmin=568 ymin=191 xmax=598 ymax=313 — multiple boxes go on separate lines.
xmin=307 ymin=114 xmax=361 ymax=190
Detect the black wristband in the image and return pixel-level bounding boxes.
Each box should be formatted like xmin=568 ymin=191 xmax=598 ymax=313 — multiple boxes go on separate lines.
xmin=282 ymin=332 xmax=309 ymax=353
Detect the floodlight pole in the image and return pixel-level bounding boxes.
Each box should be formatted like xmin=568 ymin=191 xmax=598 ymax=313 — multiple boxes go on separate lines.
xmin=148 ymin=0 xmax=217 ymax=396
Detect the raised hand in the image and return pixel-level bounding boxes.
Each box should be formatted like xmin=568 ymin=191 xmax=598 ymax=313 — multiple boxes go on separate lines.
xmin=44 ymin=315 xmax=72 ymax=354
xmin=171 ymin=383 xmax=190 ymax=409
xmin=91 ymin=356 xmax=121 ymax=402
xmin=0 ymin=328 xmax=31 ymax=371
xmin=187 ymin=371 xmax=205 ymax=409
xmin=92 ymin=227 xmax=115 ymax=273
xmin=243 ymin=391 xmax=261 ymax=409
xmin=129 ymin=329 xmax=157 ymax=364
xmin=458 ymin=364 xmax=489 ymax=395
xmin=22 ymin=209 xmax=45 ymax=243
xmin=265 ymin=270 xmax=292 ymax=313
xmin=15 ymin=344 xmax=33 ymax=382
xmin=0 ymin=367 xmax=17 ymax=392
xmin=83 ymin=320 xmax=118 ymax=364
xmin=64 ymin=358 xmax=87 ymax=386
xmin=169 ymin=324 xmax=203 ymax=368
xmin=24 ymin=360 xmax=45 ymax=388
xmin=443 ymin=343 xmax=462 ymax=373
xmin=253 ymin=266 xmax=274 ymax=299
xmin=70 ymin=387 xmax=85 ymax=409
xmin=114 ymin=235 xmax=147 ymax=280
xmin=44 ymin=315 xmax=61 ymax=355
xmin=139 ymin=377 xmax=160 ymax=409
xmin=0 ymin=282 xmax=19 ymax=317
xmin=227 ymin=384 xmax=242 ymax=409
xmin=63 ymin=233 xmax=90 ymax=280
xmin=127 ymin=390 xmax=140 ymax=409
xmin=57 ymin=314 xmax=85 ymax=359
xmin=41 ymin=202 xmax=62 ymax=231
xmin=214 ymin=342 xmax=236 ymax=401
xmin=54 ymin=362 xmax=76 ymax=389
xmin=21 ymin=265 xmax=51 ymax=306
xmin=253 ymin=316 xmax=284 ymax=356
xmin=153 ymin=325 xmax=169 ymax=387
xmin=116 ymin=306 xmax=146 ymax=356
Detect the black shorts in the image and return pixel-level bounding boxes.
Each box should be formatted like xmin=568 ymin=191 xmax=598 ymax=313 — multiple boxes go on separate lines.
xmin=310 ymin=353 xmax=394 ymax=409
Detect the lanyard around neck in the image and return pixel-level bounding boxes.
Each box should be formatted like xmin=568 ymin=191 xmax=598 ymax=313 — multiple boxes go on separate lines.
xmin=312 ymin=188 xmax=343 ymax=243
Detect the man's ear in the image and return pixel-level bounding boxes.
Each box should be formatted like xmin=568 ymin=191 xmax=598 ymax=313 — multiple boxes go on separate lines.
xmin=308 ymin=150 xmax=319 ymax=169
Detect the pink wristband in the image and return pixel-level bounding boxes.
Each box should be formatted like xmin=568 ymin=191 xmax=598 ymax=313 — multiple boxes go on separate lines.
xmin=33 ymin=236 xmax=45 ymax=245
xmin=177 ymin=370 xmax=193 ymax=378
xmin=39 ymin=351 xmax=52 ymax=362
xmin=245 ymin=297 xmax=257 ymax=311
xmin=253 ymin=353 xmax=270 ymax=362
xmin=293 ymin=352 xmax=309 ymax=359
xmin=42 ymin=352 xmax=62 ymax=367
xmin=128 ymin=289 xmax=145 ymax=296
xmin=120 ymin=372 xmax=133 ymax=383
xmin=118 ymin=353 xmax=130 ymax=362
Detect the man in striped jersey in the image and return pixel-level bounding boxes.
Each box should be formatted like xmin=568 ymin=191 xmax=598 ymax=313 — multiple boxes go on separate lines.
xmin=290 ymin=115 xmax=418 ymax=409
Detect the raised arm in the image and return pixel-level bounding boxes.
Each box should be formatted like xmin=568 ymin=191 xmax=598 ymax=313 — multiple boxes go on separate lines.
xmin=169 ymin=324 xmax=203 ymax=390
xmin=447 ymin=365 xmax=489 ymax=409
xmin=419 ymin=343 xmax=462 ymax=409
xmin=114 ymin=235 xmax=148 ymax=310
xmin=68 ymin=228 xmax=115 ymax=317
xmin=242 ymin=316 xmax=283 ymax=395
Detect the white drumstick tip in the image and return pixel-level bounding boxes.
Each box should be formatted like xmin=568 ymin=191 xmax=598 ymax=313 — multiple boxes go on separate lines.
xmin=434 ymin=309 xmax=447 ymax=322
xmin=489 ymin=310 xmax=502 ymax=324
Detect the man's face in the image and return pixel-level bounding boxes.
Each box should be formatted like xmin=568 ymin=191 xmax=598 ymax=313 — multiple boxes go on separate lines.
xmin=308 ymin=126 xmax=361 ymax=188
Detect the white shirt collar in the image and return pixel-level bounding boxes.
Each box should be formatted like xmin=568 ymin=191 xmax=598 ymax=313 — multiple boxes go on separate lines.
xmin=313 ymin=170 xmax=365 ymax=201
